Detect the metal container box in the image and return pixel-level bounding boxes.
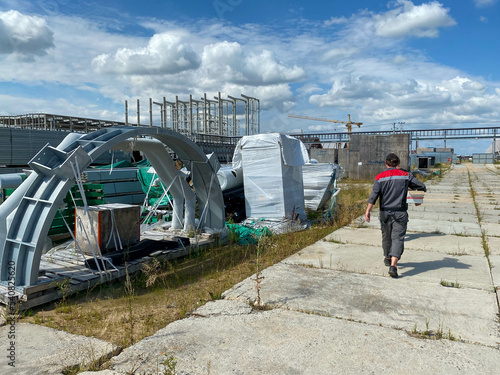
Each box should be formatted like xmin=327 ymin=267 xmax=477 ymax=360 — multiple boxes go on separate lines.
xmin=75 ymin=203 xmax=141 ymax=255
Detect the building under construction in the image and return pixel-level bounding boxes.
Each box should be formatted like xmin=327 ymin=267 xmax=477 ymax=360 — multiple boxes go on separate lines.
xmin=127 ymin=92 xmax=260 ymax=136
xmin=0 ymin=92 xmax=259 ymax=136
xmin=0 ymin=92 xmax=259 ymax=168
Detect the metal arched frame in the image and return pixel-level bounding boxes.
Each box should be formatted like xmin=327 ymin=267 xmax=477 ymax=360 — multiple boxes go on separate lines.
xmin=0 ymin=126 xmax=224 ymax=287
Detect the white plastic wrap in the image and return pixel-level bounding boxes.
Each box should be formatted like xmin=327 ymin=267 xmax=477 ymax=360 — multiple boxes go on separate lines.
xmin=217 ymin=165 xmax=243 ymax=191
xmin=232 ymin=133 xmax=309 ymax=169
xmin=236 ymin=133 xmax=307 ymax=220
xmin=302 ymin=163 xmax=338 ymax=211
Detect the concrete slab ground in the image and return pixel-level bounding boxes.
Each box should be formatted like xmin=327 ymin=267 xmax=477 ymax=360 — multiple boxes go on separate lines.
xmin=355 ymin=216 xmax=483 ymax=237
xmin=284 ymin=241 xmax=492 ymax=291
xmin=480 ymin=223 xmax=500 ymax=237
xmin=94 ymin=300 xmax=500 ymax=375
xmin=424 ymin=196 xmax=474 ymax=205
xmin=224 ymin=263 xmax=499 ymax=347
xmin=407 ymin=205 xmax=477 ymax=215
xmin=405 ymin=210 xmax=477 ymax=223
xmin=489 ymin=255 xmax=500 ymax=289
xmin=480 ymin=214 xmax=500 ymax=224
xmin=0 ymin=323 xmax=120 ymax=375
xmin=476 ymin=198 xmax=500 ymax=206
xmin=487 ymin=237 xmax=500 ymax=255
xmin=325 ymin=227 xmax=484 ymax=255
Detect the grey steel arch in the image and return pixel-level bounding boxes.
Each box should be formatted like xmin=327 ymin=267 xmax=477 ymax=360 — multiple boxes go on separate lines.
xmin=0 ymin=126 xmax=224 ymax=287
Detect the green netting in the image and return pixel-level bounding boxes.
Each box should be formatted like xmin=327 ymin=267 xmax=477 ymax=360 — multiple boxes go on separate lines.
xmin=226 ymin=223 xmax=272 ymax=245
xmin=134 ymin=159 xmax=151 ymax=167
xmin=137 ymin=166 xmax=172 ymax=207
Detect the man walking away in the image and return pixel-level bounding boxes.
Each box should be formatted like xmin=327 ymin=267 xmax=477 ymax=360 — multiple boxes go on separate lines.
xmin=365 ymin=153 xmax=426 ymax=278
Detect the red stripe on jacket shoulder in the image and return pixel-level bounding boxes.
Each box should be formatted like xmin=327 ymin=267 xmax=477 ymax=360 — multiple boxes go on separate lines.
xmin=375 ymin=169 xmax=409 ymax=181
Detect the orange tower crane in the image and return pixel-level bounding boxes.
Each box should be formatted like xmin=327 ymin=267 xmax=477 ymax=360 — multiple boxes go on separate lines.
xmin=288 ymin=114 xmax=362 ymax=134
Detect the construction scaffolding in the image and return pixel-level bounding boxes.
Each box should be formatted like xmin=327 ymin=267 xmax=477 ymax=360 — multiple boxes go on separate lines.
xmin=0 ymin=113 xmax=124 ymax=132
xmin=126 ymin=92 xmax=260 ymax=136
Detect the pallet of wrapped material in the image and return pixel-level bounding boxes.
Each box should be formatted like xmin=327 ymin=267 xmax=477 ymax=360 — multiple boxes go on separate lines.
xmin=235 ymin=133 xmax=308 ymax=221
xmin=303 ymin=163 xmax=338 ymax=211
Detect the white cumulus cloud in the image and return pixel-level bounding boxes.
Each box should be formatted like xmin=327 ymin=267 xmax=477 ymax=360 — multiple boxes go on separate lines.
xmin=0 ymin=10 xmax=54 ymax=56
xmin=374 ymin=0 xmax=456 ymax=38
xmin=92 ymin=31 xmax=201 ymax=75
xmin=202 ymin=41 xmax=305 ymax=85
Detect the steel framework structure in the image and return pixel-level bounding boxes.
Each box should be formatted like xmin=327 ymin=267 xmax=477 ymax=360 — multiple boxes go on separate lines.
xmin=126 ymin=92 xmax=260 ymax=136
xmin=0 ymin=113 xmax=124 ymax=132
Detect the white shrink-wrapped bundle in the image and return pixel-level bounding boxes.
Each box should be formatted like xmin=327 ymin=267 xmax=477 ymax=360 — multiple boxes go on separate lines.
xmin=302 ymin=163 xmax=338 ymax=211
xmin=233 ymin=133 xmax=308 ymax=221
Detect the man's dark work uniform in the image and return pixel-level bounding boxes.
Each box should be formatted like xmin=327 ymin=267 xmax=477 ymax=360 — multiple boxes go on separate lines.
xmin=366 ymin=153 xmax=426 ymax=277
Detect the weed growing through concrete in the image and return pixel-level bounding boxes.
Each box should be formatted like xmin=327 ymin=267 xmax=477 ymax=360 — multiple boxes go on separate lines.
xmin=409 ymin=318 xmax=457 ymax=341
xmin=468 ymin=168 xmax=492 ymax=269
xmin=481 ymin=230 xmax=490 ymax=259
xmin=447 ymin=328 xmax=456 ymax=341
xmin=61 ymin=343 xmax=116 ymax=375
xmin=440 ymin=280 xmax=460 ymax=288
xmin=157 ymin=352 xmax=177 ymax=375
xmin=327 ymin=239 xmax=345 ymax=244
xmin=251 ymin=237 xmax=266 ymax=308
xmin=424 ymin=318 xmax=430 ymax=336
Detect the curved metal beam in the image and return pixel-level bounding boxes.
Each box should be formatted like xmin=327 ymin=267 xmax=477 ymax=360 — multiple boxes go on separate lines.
xmin=0 ymin=126 xmax=224 ymax=287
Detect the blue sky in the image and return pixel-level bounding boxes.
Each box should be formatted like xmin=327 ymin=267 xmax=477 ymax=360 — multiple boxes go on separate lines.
xmin=0 ymin=0 xmax=499 ymax=153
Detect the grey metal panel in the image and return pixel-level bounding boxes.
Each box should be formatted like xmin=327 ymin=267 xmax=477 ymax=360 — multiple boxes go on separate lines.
xmin=11 ymin=129 xmax=33 ymax=165
xmin=472 ymin=153 xmax=493 ymax=164
xmin=113 ymin=181 xmax=143 ymax=194
xmin=101 ymin=182 xmax=143 ymax=195
xmin=2 ymin=128 xmax=130 ymax=166
xmin=83 ymin=168 xmax=139 ymax=182
xmin=104 ymin=194 xmax=145 ymax=205
xmin=0 ymin=128 xmax=12 ymax=165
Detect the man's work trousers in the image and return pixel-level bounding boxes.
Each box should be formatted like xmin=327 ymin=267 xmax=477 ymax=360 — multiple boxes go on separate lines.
xmin=379 ymin=210 xmax=408 ymax=260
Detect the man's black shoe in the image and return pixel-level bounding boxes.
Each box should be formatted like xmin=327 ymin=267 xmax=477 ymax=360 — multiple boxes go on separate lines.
xmin=384 ymin=257 xmax=391 ymax=267
xmin=389 ymin=266 xmax=398 ymax=278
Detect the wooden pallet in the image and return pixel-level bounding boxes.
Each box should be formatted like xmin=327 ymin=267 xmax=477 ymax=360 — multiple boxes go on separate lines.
xmin=0 ymin=233 xmax=216 ymax=310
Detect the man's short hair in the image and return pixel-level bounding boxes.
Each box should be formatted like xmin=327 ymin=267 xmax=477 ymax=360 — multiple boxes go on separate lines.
xmin=385 ymin=153 xmax=400 ymax=167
